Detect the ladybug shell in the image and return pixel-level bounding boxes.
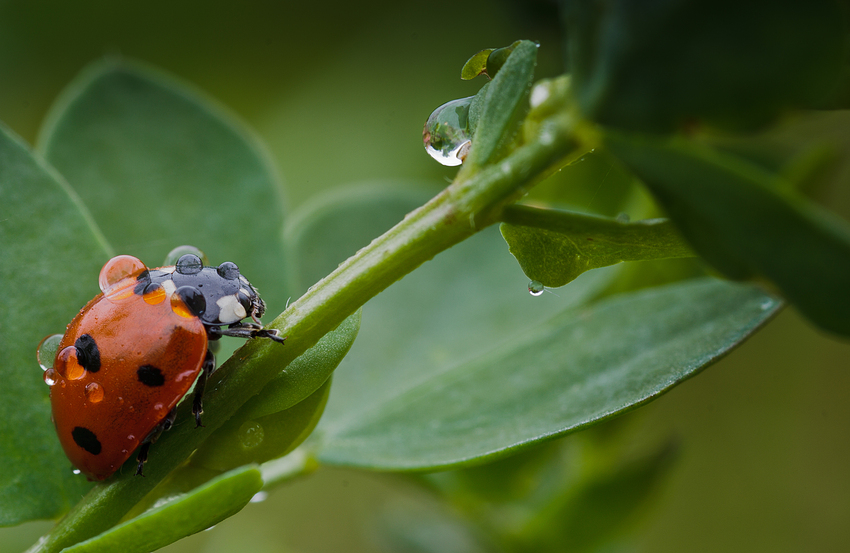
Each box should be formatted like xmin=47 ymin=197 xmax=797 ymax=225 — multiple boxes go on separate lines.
xmin=50 ymin=275 xmax=207 ymax=481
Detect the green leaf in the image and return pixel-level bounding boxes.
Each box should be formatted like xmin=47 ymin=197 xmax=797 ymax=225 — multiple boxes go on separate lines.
xmin=460 ymin=40 xmax=538 ymax=172
xmin=285 ymin=182 xmax=615 ymax=461
xmin=191 ymin=378 xmax=331 ymax=472
xmin=605 ymin=131 xmax=850 ymax=336
xmin=519 ymin=442 xmax=677 ymax=553
xmin=61 ymin=466 xmax=263 ymax=553
xmin=37 ymin=59 xmax=289 ymax=314
xmin=566 ymin=0 xmax=846 ymax=132
xmin=0 ymin=123 xmax=108 ymax=525
xmin=318 ymin=278 xmax=778 ymax=469
xmin=461 ymin=48 xmax=494 ymax=80
xmin=190 ymin=308 xmax=360 ymax=471
xmin=500 ymin=205 xmax=693 ymax=288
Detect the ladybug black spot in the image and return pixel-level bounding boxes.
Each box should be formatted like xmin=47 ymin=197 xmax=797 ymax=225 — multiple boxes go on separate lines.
xmin=72 ymin=426 xmax=102 ymax=455
xmin=75 ymin=334 xmax=101 ymax=373
xmin=137 ymin=365 xmax=165 ymax=387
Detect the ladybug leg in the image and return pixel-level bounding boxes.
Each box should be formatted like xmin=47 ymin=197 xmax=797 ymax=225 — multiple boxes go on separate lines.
xmin=135 ymin=406 xmax=178 ymax=476
xmin=214 ymin=322 xmax=286 ymax=344
xmin=192 ymin=349 xmax=216 ymax=427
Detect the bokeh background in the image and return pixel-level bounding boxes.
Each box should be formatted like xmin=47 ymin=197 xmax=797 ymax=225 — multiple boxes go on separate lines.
xmin=2 ymin=1 xmax=849 ymax=551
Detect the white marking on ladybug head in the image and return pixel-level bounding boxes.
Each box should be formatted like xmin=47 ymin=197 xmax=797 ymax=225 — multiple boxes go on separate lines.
xmin=161 ymin=280 xmax=177 ymax=295
xmin=217 ymin=295 xmax=247 ymax=324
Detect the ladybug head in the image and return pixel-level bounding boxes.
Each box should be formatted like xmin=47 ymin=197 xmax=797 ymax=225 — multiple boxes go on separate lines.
xmin=142 ymin=254 xmax=266 ymax=326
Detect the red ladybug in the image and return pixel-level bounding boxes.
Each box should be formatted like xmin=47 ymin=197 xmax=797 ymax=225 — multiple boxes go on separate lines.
xmin=38 ymin=253 xmax=284 ymax=480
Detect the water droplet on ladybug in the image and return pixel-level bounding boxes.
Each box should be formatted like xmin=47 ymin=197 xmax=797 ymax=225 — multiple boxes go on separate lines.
xmin=423 ymin=97 xmax=473 ymax=167
xmin=37 ymin=334 xmax=63 ymax=371
xmin=43 ymin=368 xmax=57 ymax=386
xmin=99 ymin=255 xmax=147 ymax=294
xmin=238 ymin=421 xmax=265 ymax=450
xmin=175 ymin=254 xmax=203 ymax=275
xmin=55 ymin=346 xmax=85 ymax=380
xmin=142 ymin=282 xmax=166 ymax=305
xmin=85 ymin=382 xmax=104 ymax=403
xmin=528 ymin=280 xmax=545 ymax=297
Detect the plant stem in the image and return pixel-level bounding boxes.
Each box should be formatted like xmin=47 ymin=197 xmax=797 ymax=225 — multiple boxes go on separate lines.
xmin=29 ymin=112 xmax=583 ymax=553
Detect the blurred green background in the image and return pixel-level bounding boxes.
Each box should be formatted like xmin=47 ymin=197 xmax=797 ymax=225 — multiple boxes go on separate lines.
xmin=2 ymin=1 xmax=849 ymax=551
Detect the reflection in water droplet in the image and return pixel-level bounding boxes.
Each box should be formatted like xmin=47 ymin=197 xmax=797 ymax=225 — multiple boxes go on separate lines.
xmin=43 ymin=368 xmax=57 ymax=386
xmin=72 ymin=469 xmax=81 ymax=475
xmin=85 ymin=382 xmax=104 ymax=403
xmin=238 ymin=421 xmax=265 ymax=450
xmin=55 ymin=346 xmax=86 ymax=380
xmin=250 ymin=491 xmax=268 ymax=503
xmin=37 ymin=334 xmax=63 ymax=371
xmin=423 ymin=96 xmax=473 ymax=167
xmin=528 ymin=280 xmax=545 ymax=297
xmin=760 ymin=299 xmax=775 ymax=310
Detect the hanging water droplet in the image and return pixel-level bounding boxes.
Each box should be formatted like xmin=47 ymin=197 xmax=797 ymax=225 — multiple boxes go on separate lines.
xmin=37 ymin=334 xmax=63 ymax=371
xmin=528 ymin=280 xmax=545 ymax=297
xmin=238 ymin=420 xmax=265 ymax=450
xmin=250 ymin=491 xmax=269 ymax=503
xmin=423 ymin=96 xmax=473 ymax=166
xmin=43 ymin=368 xmax=57 ymax=387
xmin=85 ymin=382 xmax=104 ymax=403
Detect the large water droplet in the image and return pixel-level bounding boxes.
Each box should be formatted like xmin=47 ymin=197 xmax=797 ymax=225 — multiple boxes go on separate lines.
xmin=238 ymin=421 xmax=265 ymax=450
xmin=85 ymin=382 xmax=104 ymax=403
xmin=528 ymin=280 xmax=545 ymax=297
xmin=423 ymin=96 xmax=473 ymax=166
xmin=99 ymin=255 xmax=147 ymax=294
xmin=37 ymin=334 xmax=63 ymax=371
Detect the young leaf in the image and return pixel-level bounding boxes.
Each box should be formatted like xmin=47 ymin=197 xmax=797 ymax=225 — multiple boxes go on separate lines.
xmin=317 ymin=278 xmax=779 ymax=470
xmin=190 ymin=309 xmax=360 ymax=471
xmin=190 ymin=378 xmax=331 ymax=472
xmin=500 ymin=205 xmax=693 ymax=288
xmin=0 ymin=123 xmax=107 ymax=525
xmin=605 ymin=131 xmax=850 ymax=336
xmin=37 ymin=59 xmax=290 ymax=313
xmin=460 ymin=40 xmax=538 ymax=172
xmin=60 ymin=466 xmax=263 ymax=553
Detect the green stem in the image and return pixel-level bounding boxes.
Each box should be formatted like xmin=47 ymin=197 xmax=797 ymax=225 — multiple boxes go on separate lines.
xmin=30 ymin=111 xmax=583 ymax=553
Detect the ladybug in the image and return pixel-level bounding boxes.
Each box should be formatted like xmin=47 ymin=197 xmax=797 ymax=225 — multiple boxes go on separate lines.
xmin=38 ymin=253 xmax=284 ymax=480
